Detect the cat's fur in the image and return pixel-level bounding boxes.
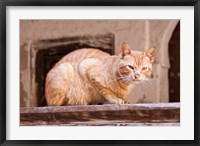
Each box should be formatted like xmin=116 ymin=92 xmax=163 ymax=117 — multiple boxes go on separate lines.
xmin=45 ymin=43 xmax=156 ymax=106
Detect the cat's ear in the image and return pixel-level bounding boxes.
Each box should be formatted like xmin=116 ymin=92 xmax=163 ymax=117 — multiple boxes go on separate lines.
xmin=145 ymin=47 xmax=156 ymax=63
xmin=119 ymin=42 xmax=132 ymax=58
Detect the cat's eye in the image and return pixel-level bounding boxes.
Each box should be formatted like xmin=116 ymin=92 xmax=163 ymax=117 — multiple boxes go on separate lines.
xmin=142 ymin=67 xmax=148 ymax=71
xmin=128 ymin=65 xmax=134 ymax=70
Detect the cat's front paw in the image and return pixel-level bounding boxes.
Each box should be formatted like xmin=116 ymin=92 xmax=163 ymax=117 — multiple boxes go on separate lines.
xmin=105 ymin=96 xmax=126 ymax=104
xmin=116 ymin=98 xmax=125 ymax=104
xmin=110 ymin=98 xmax=125 ymax=104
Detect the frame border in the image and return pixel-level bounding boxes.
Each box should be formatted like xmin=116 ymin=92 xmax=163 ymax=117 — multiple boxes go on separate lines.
xmin=0 ymin=0 xmax=199 ymax=145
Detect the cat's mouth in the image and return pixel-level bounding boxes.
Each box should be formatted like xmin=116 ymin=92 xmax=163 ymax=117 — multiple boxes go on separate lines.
xmin=119 ymin=76 xmax=141 ymax=84
xmin=130 ymin=78 xmax=141 ymax=83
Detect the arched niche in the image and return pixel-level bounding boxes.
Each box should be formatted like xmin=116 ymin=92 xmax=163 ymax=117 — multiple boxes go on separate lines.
xmin=158 ymin=20 xmax=180 ymax=102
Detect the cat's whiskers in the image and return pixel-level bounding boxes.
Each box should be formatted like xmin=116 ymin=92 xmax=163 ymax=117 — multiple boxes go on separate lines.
xmin=141 ymin=80 xmax=150 ymax=87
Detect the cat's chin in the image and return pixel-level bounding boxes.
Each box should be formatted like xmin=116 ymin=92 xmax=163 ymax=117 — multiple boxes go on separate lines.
xmin=133 ymin=80 xmax=140 ymax=84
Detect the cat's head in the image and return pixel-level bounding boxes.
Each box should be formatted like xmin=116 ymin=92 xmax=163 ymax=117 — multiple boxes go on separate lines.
xmin=117 ymin=42 xmax=156 ymax=84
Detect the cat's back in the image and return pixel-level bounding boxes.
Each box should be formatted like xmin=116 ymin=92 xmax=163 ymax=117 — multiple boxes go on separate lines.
xmin=56 ymin=49 xmax=110 ymax=66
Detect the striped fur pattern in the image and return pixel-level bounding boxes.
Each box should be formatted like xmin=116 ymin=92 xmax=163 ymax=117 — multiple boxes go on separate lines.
xmin=45 ymin=43 xmax=156 ymax=106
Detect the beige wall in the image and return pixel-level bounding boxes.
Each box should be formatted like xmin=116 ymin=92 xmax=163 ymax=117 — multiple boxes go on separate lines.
xmin=20 ymin=20 xmax=179 ymax=107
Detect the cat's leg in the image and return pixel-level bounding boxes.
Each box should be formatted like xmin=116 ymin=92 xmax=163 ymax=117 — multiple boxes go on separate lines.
xmin=99 ymin=88 xmax=125 ymax=104
xmin=45 ymin=62 xmax=74 ymax=106
xmin=89 ymin=78 xmax=125 ymax=104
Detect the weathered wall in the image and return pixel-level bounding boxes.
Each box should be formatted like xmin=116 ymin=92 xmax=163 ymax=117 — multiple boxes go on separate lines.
xmin=20 ymin=20 xmax=179 ymax=107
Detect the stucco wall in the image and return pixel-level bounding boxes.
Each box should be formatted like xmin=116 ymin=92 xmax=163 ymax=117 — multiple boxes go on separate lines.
xmin=20 ymin=20 xmax=179 ymax=107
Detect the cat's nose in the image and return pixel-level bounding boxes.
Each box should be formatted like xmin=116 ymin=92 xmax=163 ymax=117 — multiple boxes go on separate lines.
xmin=135 ymin=73 xmax=141 ymax=80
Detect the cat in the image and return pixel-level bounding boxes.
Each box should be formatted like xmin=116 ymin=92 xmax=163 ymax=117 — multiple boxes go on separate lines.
xmin=45 ymin=42 xmax=156 ymax=106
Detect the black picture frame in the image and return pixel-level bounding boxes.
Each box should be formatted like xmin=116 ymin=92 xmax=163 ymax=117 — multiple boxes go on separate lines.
xmin=0 ymin=0 xmax=199 ymax=145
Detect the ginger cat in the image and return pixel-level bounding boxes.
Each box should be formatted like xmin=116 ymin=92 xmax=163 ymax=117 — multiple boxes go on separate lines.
xmin=45 ymin=43 xmax=156 ymax=106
